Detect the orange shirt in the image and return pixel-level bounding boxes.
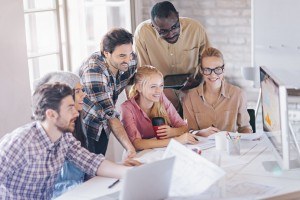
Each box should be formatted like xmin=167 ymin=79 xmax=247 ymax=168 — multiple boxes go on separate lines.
xmin=182 ymin=81 xmax=252 ymax=133
xmin=134 ymin=17 xmax=209 ymax=76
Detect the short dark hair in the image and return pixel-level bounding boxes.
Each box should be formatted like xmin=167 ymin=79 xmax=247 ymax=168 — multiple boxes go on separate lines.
xmin=151 ymin=1 xmax=179 ymax=20
xmin=100 ymin=28 xmax=133 ymax=57
xmin=32 ymin=83 xmax=73 ymax=121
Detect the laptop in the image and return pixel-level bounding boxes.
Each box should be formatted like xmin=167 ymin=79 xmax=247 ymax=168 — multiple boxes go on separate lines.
xmin=92 ymin=157 xmax=175 ymax=200
xmin=164 ymin=74 xmax=190 ymax=90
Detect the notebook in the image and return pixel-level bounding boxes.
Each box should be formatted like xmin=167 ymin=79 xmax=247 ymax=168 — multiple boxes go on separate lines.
xmin=92 ymin=157 xmax=175 ymax=200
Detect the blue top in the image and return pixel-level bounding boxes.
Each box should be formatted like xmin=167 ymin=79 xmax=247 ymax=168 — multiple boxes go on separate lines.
xmin=52 ymin=160 xmax=85 ymax=198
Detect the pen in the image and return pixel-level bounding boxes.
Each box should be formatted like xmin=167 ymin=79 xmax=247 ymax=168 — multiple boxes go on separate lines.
xmin=227 ymin=132 xmax=233 ymax=140
xmin=108 ymin=179 xmax=120 ymax=189
xmin=193 ymin=136 xmax=199 ymax=141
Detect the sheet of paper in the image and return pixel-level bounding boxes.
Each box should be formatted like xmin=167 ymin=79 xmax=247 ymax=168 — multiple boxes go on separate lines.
xmin=163 ymin=139 xmax=226 ymax=197
xmin=225 ymin=181 xmax=279 ymax=199
xmin=188 ymin=136 xmax=215 ymax=150
xmin=135 ymin=148 xmax=165 ymax=164
xmin=208 ymin=132 xmax=263 ymax=141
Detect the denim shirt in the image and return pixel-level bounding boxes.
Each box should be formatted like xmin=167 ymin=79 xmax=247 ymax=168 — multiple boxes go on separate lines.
xmin=52 ymin=160 xmax=85 ymax=198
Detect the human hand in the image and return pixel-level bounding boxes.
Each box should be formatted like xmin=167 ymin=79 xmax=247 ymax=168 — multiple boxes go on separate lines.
xmin=125 ymin=148 xmax=136 ymax=159
xmin=156 ymin=125 xmax=174 ymax=139
xmin=175 ymin=133 xmax=199 ymax=145
xmin=123 ymin=158 xmax=142 ymax=167
xmin=196 ymin=126 xmax=220 ymax=137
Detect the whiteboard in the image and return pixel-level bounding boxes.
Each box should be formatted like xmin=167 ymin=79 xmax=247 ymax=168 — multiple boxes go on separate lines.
xmin=252 ymin=0 xmax=300 ymax=68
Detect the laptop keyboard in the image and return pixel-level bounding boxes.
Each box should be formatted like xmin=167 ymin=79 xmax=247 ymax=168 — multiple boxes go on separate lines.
xmin=91 ymin=191 xmax=120 ymax=200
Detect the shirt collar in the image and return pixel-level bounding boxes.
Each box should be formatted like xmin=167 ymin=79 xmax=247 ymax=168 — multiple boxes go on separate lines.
xmin=197 ymin=80 xmax=230 ymax=99
xmin=130 ymin=96 xmax=151 ymax=120
xmin=36 ymin=121 xmax=60 ymax=150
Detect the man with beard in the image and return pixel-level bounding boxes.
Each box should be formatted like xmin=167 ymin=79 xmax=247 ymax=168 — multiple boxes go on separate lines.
xmin=134 ymin=1 xmax=210 ymax=115
xmin=79 ymin=28 xmax=137 ymax=157
xmin=0 ymin=83 xmax=140 ymax=199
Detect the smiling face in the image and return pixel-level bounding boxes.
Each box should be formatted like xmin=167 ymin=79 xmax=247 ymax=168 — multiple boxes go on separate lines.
xmin=104 ymin=43 xmax=133 ymax=75
xmin=138 ymin=73 xmax=164 ymax=105
xmin=152 ymin=12 xmax=180 ymax=44
xmin=201 ymin=56 xmax=224 ymax=88
xmin=73 ymin=83 xmax=86 ymax=111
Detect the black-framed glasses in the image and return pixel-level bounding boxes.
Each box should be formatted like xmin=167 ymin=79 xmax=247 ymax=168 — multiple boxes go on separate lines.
xmin=201 ymin=65 xmax=225 ymax=75
xmin=152 ymin=20 xmax=180 ymax=37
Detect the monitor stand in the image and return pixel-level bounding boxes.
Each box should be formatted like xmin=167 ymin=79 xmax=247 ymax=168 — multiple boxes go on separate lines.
xmin=262 ymin=160 xmax=282 ymax=173
xmin=262 ymin=159 xmax=300 ymax=172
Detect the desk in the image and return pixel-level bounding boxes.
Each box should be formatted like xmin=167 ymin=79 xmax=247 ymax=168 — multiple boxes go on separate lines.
xmin=57 ymin=136 xmax=300 ymax=199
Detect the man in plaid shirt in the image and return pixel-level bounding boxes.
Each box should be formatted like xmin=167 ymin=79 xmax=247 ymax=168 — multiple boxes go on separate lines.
xmin=0 ymin=83 xmax=139 ymax=199
xmin=79 ymin=28 xmax=137 ymax=157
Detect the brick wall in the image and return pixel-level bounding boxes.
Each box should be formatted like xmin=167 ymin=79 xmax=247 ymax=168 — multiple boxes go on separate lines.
xmin=134 ymin=0 xmax=255 ymax=94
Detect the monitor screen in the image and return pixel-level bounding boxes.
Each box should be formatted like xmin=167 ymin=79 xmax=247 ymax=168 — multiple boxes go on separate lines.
xmin=260 ymin=66 xmax=300 ymax=170
xmin=260 ymin=68 xmax=283 ymax=157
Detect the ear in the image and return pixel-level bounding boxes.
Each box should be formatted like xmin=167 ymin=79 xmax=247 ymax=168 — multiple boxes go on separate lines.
xmin=45 ymin=109 xmax=58 ymax=120
xmin=135 ymin=83 xmax=142 ymax=93
xmin=103 ymin=51 xmax=110 ymax=58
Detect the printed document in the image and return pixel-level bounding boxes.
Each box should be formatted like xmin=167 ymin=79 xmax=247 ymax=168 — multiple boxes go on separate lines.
xmin=163 ymin=139 xmax=226 ymax=197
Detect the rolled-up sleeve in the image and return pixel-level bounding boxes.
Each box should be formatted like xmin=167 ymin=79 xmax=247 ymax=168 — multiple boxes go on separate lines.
xmin=182 ymin=91 xmax=199 ymax=130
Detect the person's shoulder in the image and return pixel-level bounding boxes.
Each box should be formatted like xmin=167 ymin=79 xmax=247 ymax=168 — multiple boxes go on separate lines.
xmin=80 ymin=52 xmax=106 ymax=73
xmin=135 ymin=19 xmax=154 ymax=35
xmin=187 ymin=84 xmax=202 ymax=96
xmin=82 ymin=52 xmax=103 ymax=63
xmin=225 ymin=81 xmax=244 ymax=96
xmin=121 ymin=98 xmax=136 ymax=110
xmin=135 ymin=19 xmax=152 ymax=30
xmin=0 ymin=122 xmax=37 ymax=149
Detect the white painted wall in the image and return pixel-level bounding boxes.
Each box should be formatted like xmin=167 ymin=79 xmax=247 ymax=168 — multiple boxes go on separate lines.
xmin=0 ymin=0 xmax=32 ymax=138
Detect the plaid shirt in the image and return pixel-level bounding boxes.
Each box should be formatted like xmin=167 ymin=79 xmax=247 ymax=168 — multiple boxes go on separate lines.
xmin=79 ymin=51 xmax=137 ymax=141
xmin=0 ymin=122 xmax=104 ymax=199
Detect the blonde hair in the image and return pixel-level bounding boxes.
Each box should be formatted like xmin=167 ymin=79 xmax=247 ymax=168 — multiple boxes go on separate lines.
xmin=201 ymin=47 xmax=224 ymax=65
xmin=129 ymin=65 xmax=171 ymax=125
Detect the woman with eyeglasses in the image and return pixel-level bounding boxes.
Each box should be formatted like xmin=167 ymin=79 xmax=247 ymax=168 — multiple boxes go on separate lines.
xmin=182 ymin=47 xmax=253 ymax=137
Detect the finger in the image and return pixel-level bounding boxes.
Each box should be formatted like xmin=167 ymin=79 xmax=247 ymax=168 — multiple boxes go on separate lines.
xmin=156 ymin=129 xmax=167 ymax=133
xmin=157 ymin=135 xmax=167 ymax=139
xmin=124 ymin=160 xmax=141 ymax=166
xmin=126 ymin=151 xmax=136 ymax=159
xmin=188 ymin=137 xmax=198 ymax=144
xmin=158 ymin=125 xmax=168 ymax=129
xmin=157 ymin=132 xmax=167 ymax=136
xmin=212 ymin=127 xmax=220 ymax=132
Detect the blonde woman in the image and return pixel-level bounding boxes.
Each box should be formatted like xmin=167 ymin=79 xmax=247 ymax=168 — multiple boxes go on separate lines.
xmin=182 ymin=47 xmax=253 ymax=137
xmin=121 ymin=66 xmax=198 ymax=150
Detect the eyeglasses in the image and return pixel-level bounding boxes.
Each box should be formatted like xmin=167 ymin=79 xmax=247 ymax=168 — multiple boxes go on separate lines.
xmin=152 ymin=20 xmax=180 ymax=37
xmin=201 ymin=65 xmax=224 ymax=75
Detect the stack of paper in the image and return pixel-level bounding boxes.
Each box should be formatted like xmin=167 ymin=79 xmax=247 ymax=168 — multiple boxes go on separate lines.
xmin=163 ymin=140 xmax=226 ymax=197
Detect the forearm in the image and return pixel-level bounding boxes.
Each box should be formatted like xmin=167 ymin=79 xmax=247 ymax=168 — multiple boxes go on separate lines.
xmin=109 ymin=118 xmax=135 ymax=151
xmin=133 ymin=138 xmax=171 ymax=151
xmin=96 ymin=160 xmax=130 ymax=178
xmin=172 ymin=125 xmax=188 ymax=137
xmin=238 ymin=126 xmax=253 ymax=133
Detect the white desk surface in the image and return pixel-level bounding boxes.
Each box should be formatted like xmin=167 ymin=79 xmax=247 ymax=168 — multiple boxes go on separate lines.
xmin=57 ymin=136 xmax=300 ymax=200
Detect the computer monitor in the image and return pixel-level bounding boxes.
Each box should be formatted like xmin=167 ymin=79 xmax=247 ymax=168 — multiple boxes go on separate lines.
xmin=260 ymin=66 xmax=300 ymax=170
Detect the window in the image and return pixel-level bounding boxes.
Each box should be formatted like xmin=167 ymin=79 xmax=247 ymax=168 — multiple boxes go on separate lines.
xmin=23 ymin=0 xmax=132 ymax=89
